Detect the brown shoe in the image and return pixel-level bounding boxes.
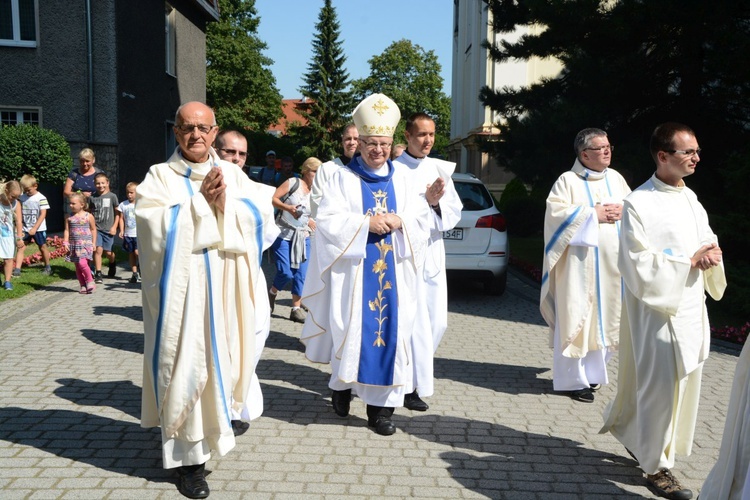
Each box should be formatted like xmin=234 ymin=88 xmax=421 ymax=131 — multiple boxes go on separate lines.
xmin=268 ymin=290 xmax=276 ymax=313
xmin=290 ymin=307 xmax=306 ymax=323
xmin=646 ymin=469 xmax=692 ymax=500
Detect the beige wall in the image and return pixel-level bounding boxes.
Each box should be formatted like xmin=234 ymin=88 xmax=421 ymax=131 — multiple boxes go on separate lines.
xmin=450 ymin=2 xmax=562 ymax=188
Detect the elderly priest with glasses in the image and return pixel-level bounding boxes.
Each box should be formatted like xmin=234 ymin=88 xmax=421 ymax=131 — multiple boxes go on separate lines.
xmin=300 ymin=93 xmax=429 ymax=436
xmin=136 ymin=101 xmax=278 ymax=498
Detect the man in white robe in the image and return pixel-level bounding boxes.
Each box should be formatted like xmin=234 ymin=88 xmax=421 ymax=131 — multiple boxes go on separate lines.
xmin=309 ymin=123 xmax=359 ymax=219
xmin=700 ymin=340 xmax=750 ymax=500
xmin=393 ymin=112 xmax=462 ymax=411
xmin=301 ymin=94 xmax=429 ymax=436
xmin=601 ymin=122 xmax=726 ymax=500
xmin=541 ymin=128 xmax=631 ymax=403
xmin=137 ymin=102 xmax=278 ymax=499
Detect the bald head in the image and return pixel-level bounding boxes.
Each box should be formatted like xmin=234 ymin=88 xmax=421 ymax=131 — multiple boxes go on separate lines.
xmin=173 ymin=101 xmax=218 ymax=163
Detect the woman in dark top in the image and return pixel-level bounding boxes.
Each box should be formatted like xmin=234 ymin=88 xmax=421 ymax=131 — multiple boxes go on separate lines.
xmin=63 ymin=148 xmax=103 ymax=200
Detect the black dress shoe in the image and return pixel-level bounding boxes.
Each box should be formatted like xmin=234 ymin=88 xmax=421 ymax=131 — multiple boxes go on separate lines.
xmin=331 ymin=389 xmax=351 ymax=417
xmin=403 ymin=390 xmax=429 ymax=411
xmin=177 ymin=464 xmax=210 ymax=499
xmin=367 ymin=416 xmax=396 ymax=436
xmin=231 ymin=419 xmax=249 ymax=436
xmin=568 ymin=388 xmax=595 ymax=403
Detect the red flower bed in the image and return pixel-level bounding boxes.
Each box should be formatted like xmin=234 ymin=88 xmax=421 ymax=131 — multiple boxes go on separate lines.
xmin=20 ymin=235 xmax=68 ymax=267
xmin=510 ymin=256 xmax=542 ymax=283
xmin=711 ymin=323 xmax=749 ymax=346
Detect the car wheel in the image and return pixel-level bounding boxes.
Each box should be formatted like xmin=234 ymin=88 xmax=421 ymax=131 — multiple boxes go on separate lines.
xmin=485 ymin=270 xmax=507 ymax=296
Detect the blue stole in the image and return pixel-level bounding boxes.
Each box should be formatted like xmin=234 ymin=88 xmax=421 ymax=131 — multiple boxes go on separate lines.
xmin=348 ymin=155 xmax=399 ymax=386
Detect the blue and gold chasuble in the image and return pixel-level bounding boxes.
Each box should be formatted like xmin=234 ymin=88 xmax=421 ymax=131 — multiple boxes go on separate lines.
xmin=348 ymin=156 xmax=399 ymax=386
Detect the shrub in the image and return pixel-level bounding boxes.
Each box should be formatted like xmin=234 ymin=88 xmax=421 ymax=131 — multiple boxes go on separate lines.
xmin=503 ymin=197 xmax=545 ymax=237
xmin=498 ymin=177 xmax=529 ymax=212
xmin=0 ymin=124 xmax=72 ymax=184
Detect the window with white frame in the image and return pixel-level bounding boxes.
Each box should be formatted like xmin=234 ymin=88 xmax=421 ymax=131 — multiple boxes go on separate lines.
xmin=0 ymin=0 xmax=38 ymax=47
xmin=0 ymin=108 xmax=40 ymax=126
xmin=165 ymin=3 xmax=176 ymax=76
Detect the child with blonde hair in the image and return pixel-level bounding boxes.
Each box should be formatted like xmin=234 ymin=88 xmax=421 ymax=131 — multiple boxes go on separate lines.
xmin=116 ymin=181 xmax=140 ymax=283
xmin=16 ymin=174 xmax=52 ymax=275
xmin=0 ymin=180 xmax=23 ymax=291
xmin=63 ymin=192 xmax=97 ymax=294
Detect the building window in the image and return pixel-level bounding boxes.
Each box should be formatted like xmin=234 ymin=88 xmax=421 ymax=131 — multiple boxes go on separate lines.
xmin=1 ymin=108 xmax=40 ymax=126
xmin=0 ymin=0 xmax=38 ymax=47
xmin=165 ymin=121 xmax=176 ymax=158
xmin=165 ymin=3 xmax=176 ymax=76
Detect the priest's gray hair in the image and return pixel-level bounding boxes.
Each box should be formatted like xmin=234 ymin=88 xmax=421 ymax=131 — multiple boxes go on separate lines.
xmin=574 ymin=128 xmax=608 ymax=156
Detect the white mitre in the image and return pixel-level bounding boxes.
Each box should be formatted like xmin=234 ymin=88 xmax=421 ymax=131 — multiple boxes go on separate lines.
xmin=352 ymin=93 xmax=401 ymax=137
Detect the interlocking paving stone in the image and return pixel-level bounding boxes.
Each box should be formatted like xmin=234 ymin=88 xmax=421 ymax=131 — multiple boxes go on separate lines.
xmin=0 ymin=263 xmax=741 ymax=498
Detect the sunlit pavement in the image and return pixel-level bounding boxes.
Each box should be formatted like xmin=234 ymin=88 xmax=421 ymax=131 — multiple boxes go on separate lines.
xmin=0 ymin=262 xmax=738 ymax=499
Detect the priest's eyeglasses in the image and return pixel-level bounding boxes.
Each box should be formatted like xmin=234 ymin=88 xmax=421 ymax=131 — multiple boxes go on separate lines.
xmin=584 ymin=145 xmax=613 ymax=152
xmin=360 ymin=140 xmax=392 ymax=151
xmin=667 ymin=149 xmax=701 ymax=157
xmin=175 ymin=124 xmax=216 ymax=135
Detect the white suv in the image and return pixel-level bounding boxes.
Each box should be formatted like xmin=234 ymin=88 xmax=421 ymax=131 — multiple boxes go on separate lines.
xmin=443 ymin=173 xmax=509 ymax=295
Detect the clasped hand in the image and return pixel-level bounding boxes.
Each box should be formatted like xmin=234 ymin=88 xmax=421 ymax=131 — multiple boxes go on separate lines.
xmin=369 ymin=213 xmax=401 ymax=235
xmin=691 ymin=243 xmax=722 ymax=270
xmin=595 ymin=203 xmax=623 ymax=224
xmin=200 ymin=166 xmax=226 ymax=213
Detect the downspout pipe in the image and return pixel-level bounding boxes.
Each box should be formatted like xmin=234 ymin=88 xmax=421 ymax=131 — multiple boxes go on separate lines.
xmin=85 ymin=0 xmax=94 ymax=141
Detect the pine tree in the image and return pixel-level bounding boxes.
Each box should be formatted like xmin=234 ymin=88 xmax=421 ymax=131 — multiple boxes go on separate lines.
xmin=207 ymin=0 xmax=282 ymax=132
xmin=293 ymin=0 xmax=354 ymax=160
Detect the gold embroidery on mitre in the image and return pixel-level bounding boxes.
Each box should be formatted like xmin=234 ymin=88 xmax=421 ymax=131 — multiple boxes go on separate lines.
xmin=371 ymin=98 xmax=389 ymax=116
xmin=360 ymin=124 xmax=396 ymax=136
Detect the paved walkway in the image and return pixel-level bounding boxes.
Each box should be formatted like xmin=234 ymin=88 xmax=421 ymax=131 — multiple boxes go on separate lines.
xmin=0 ymin=263 xmax=740 ymax=499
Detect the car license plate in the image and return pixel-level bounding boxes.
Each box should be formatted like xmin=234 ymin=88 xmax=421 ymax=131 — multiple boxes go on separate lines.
xmin=443 ymin=228 xmax=463 ymax=240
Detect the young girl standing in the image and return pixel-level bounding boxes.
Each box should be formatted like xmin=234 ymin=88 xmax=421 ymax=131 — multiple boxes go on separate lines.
xmin=1 ymin=180 xmax=23 ymax=291
xmin=63 ymin=192 xmax=97 ymax=294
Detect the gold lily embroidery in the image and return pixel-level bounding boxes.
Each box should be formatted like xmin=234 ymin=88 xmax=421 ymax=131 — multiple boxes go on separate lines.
xmin=368 ymin=240 xmax=393 ymax=347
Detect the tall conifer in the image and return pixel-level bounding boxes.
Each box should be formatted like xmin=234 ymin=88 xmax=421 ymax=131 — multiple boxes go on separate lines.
xmin=293 ymin=0 xmax=354 ymax=160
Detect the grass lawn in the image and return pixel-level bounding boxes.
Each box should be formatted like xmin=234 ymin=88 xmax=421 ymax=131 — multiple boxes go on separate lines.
xmin=1 ymin=239 xmax=128 ymax=303
xmin=509 ymin=234 xmax=543 ymax=271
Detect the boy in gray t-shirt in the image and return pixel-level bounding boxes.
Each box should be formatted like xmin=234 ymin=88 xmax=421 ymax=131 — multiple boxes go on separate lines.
xmin=90 ymin=173 xmax=119 ymax=283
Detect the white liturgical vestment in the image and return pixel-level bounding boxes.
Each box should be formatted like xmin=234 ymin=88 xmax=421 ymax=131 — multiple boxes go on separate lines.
xmin=601 ymin=174 xmax=726 ymax=475
xmin=701 ymin=341 xmax=750 ymax=500
xmin=137 ymin=148 xmax=278 ymax=468
xmin=541 ymin=160 xmax=631 ymax=390
xmin=393 ymin=153 xmax=462 ymax=397
xmin=301 ymin=158 xmax=429 ymax=407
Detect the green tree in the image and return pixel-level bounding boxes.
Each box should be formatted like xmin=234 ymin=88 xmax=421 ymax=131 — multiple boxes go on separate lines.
xmin=206 ymin=0 xmax=282 ymax=131
xmin=352 ymin=39 xmax=451 ymax=155
xmin=480 ymin=0 xmax=750 ymax=196
xmin=292 ymin=0 xmax=354 ymax=160
xmin=480 ymin=0 xmax=750 ymax=324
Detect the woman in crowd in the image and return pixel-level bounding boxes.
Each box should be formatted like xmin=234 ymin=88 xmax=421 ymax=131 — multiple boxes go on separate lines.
xmin=268 ymin=157 xmax=319 ymax=323
xmin=63 ymin=148 xmax=103 ymax=203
